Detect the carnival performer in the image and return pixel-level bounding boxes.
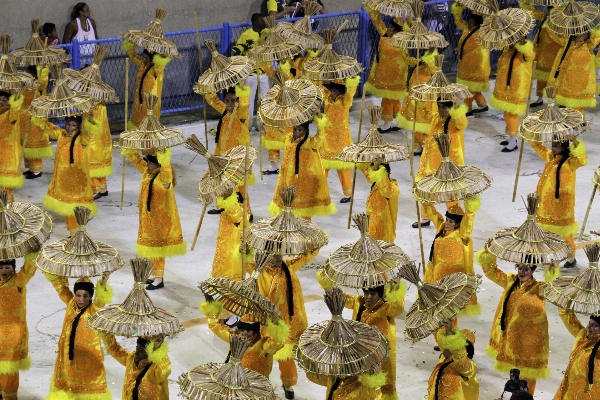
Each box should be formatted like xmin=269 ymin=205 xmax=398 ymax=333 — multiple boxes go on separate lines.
xmin=451 ymin=3 xmax=490 ymax=116
xmin=477 ymin=248 xmax=560 ymax=395
xmin=553 ymin=309 xmax=600 ymax=399
xmin=0 ymin=91 xmax=24 ymax=203
xmin=427 ymin=321 xmax=479 ymax=400
xmin=42 ymin=115 xmax=98 ymax=236
xmin=529 ymin=139 xmax=587 ymax=268
xmin=268 ymin=116 xmax=336 ymax=220
xmin=122 ymin=40 xmax=171 ymax=129
xmin=0 ymin=253 xmax=38 ymax=400
xmin=306 ymin=372 xmax=384 ymax=400
xmin=103 ymin=334 xmax=170 ymax=400
xmin=490 ymin=39 xmax=534 ymax=152
xmin=44 ymin=273 xmax=113 ymax=400
xmin=84 ymin=103 xmax=112 ymax=200
xmin=320 ymin=77 xmax=360 ymax=203
xmin=121 ymin=149 xmax=186 ymax=290
xmin=364 ymin=159 xmax=399 ymax=243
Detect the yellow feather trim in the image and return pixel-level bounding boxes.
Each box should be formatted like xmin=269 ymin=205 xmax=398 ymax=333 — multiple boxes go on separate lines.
xmin=216 ymin=191 xmax=239 ymax=211
xmin=262 ymin=137 xmax=285 ymax=150
xmin=31 ymin=116 xmax=46 ymax=129
xmin=136 ymin=241 xmax=187 ymax=259
xmin=152 ymin=54 xmax=171 ymax=67
xmin=266 ymin=319 xmax=291 ymax=343
xmin=515 ymin=40 xmax=534 ymax=58
xmin=381 ymin=394 xmax=399 ymax=400
xmin=464 ymin=195 xmax=481 ymax=213
xmin=493 ymin=357 xmax=550 ymax=380
xmin=385 ymin=280 xmax=406 ymax=304
xmin=24 ymin=251 xmax=39 ymax=264
xmin=268 ymin=201 xmax=337 ymax=218
xmin=147 ymin=341 xmax=169 ymax=365
xmin=533 ymin=69 xmax=550 ymax=82
xmin=121 ymin=148 xmax=138 ymax=157
xmin=458 ymin=303 xmax=481 ymax=317
xmin=200 ymin=300 xmax=223 ymax=317
xmin=486 ymin=344 xmax=498 ymax=359
xmin=396 ymin=111 xmax=431 ymax=133
xmin=45 ymin=390 xmax=71 ymax=400
xmin=122 ymin=40 xmax=136 ymax=52
xmin=23 ymin=146 xmax=53 ymax=159
xmin=596 ymin=56 xmax=600 ymax=68
xmin=156 ymin=148 xmax=172 ymax=165
xmin=280 ymin=59 xmax=291 ymax=75
xmin=476 ymin=248 xmax=496 ymax=266
xmin=490 ymin=93 xmax=527 ymax=115
xmin=235 ymin=85 xmax=251 ymax=98
xmin=316 ymin=269 xmax=336 ymax=289
xmin=364 ymin=82 xmax=407 ymax=100
xmin=367 ymin=165 xmax=389 ymax=185
xmin=545 ymin=266 xmax=560 ymax=283
xmin=307 ymin=49 xmax=319 ymax=58
xmin=0 ymin=356 xmax=31 ymax=374
xmin=321 ymin=159 xmax=353 ymax=170
xmin=421 ymin=49 xmax=438 ymax=66
xmin=451 ymin=2 xmax=464 ymax=14
xmin=89 ymin=164 xmax=113 ymax=178
xmin=127 ymin=120 xmax=138 ymax=130
xmin=9 ymin=93 xmax=25 ymax=109
xmin=44 ymin=195 xmax=98 ymax=217
xmin=315 ymin=114 xmax=328 ymax=130
xmin=43 ymin=271 xmax=61 ymax=282
xmin=48 ymin=389 xmax=112 ymax=400
xmin=438 ymin=328 xmax=468 ymax=351
xmin=0 ymin=175 xmax=24 ymax=189
xmin=456 ymin=77 xmax=490 ymax=93
xmin=83 ymin=118 xmax=103 ymax=135
xmin=537 ymin=221 xmax=579 ymax=239
xmin=358 ymin=371 xmax=387 ymax=389
xmin=570 ymin=139 xmax=586 ymax=157
xmin=273 ymin=343 xmax=294 ymax=361
xmin=267 ymin=0 xmax=278 ymax=12
xmin=449 ymin=104 xmax=468 ymax=119
xmin=555 ymin=95 xmax=596 ymax=109
xmin=345 ymin=75 xmax=361 ymax=88
xmin=247 ymin=172 xmax=256 ymax=186
xmin=94 ymin=282 xmax=113 ymax=305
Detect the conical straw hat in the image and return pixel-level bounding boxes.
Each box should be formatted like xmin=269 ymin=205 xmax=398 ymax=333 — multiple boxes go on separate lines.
xmin=246 ymin=186 xmax=329 ymax=255
xmin=594 ymin=165 xmax=600 ymax=188
xmin=400 ymin=262 xmax=480 ymax=341
xmin=178 ymin=334 xmax=276 ymax=400
xmin=521 ymin=0 xmax=566 ymax=5
xmin=0 ymin=189 xmax=52 ymax=261
xmin=322 ymin=213 xmax=413 ymax=289
xmin=389 ymin=1 xmax=449 ymax=49
xmin=198 ymin=252 xmax=282 ymax=325
xmin=409 ymin=55 xmax=472 ymax=101
xmin=364 ymin=0 xmax=415 ymax=18
xmin=252 ymin=16 xmax=304 ymax=63
xmin=519 ymin=87 xmax=588 ymax=143
xmin=88 ymin=258 xmax=182 ymax=337
xmin=544 ymin=242 xmax=600 ymax=315
xmin=338 ymin=106 xmax=408 ymax=163
xmin=9 ymin=20 xmax=71 ymax=67
xmin=455 ymin=0 xmax=496 ymax=16
xmin=62 ymin=46 xmax=119 ymax=103
xmin=193 ymin=40 xmax=255 ymax=95
xmin=303 ymin=25 xmax=363 ymax=81
xmin=295 ymin=286 xmax=390 ymax=377
xmin=477 ymin=5 xmax=534 ymax=50
xmin=0 ymin=35 xmax=36 ymax=92
xmin=547 ymin=0 xmax=600 ymax=36
xmin=274 ymin=1 xmax=325 ymax=49
xmin=258 ymin=69 xmax=323 ymax=128
xmin=414 ymin=133 xmax=492 ymax=203
xmin=119 ymin=93 xmax=185 ymax=149
xmin=29 ymin=64 xmax=97 ymax=118
xmin=185 ymin=134 xmax=256 ymax=205
xmin=486 ymin=193 xmax=571 ymax=264
xmin=122 ymin=8 xmax=180 ymax=58
xmin=36 ymin=206 xmax=124 ymax=277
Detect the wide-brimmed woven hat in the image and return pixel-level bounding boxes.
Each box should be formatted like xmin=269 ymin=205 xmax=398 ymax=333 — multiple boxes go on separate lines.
xmin=119 ymin=93 xmax=185 ymax=149
xmin=253 ymin=16 xmax=304 ymax=63
xmin=364 ymin=0 xmax=414 ymax=18
xmin=62 ymin=46 xmax=119 ymax=103
xmin=88 ymin=258 xmax=182 ymax=337
xmin=198 ymin=252 xmax=282 ymax=325
xmin=274 ymin=1 xmax=325 ymax=49
xmin=486 ymin=193 xmax=571 ymax=265
xmin=184 ymin=134 xmax=255 ymax=205
xmin=193 ymin=40 xmax=255 ymax=95
xmin=29 ymin=64 xmax=97 ymax=118
xmin=36 ymin=206 xmax=123 ymax=277
xmin=0 ymin=35 xmax=36 ymax=92
xmin=414 ymin=133 xmax=492 ymax=203
xmin=547 ymin=0 xmax=600 ymax=36
xmin=477 ymin=4 xmax=534 ymax=50
xmin=409 ymin=55 xmax=472 ymax=102
xmin=258 ymin=69 xmax=323 ymax=128
xmin=122 ymin=8 xmax=180 ymax=58
xmin=9 ymin=20 xmax=71 ymax=67
xmin=295 ymin=286 xmax=389 ymax=377
xmin=246 ymin=186 xmax=329 ymax=255
xmin=179 ymin=334 xmax=275 ymax=400
xmin=338 ymin=106 xmax=408 ymax=163
xmin=0 ymin=189 xmax=52 ymax=261
xmin=544 ymin=242 xmax=600 ymax=315
xmin=521 ymin=0 xmax=566 ymax=5
xmin=400 ymin=262 xmax=480 ymax=341
xmin=322 ymin=213 xmax=413 ymax=289
xmin=389 ymin=1 xmax=449 ymax=49
xmin=456 ymin=0 xmax=496 ymax=16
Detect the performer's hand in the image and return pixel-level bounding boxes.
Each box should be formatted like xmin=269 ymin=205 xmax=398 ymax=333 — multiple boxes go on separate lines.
xmin=444 ymin=319 xmax=454 ymax=335
xmin=204 ymin=294 xmax=215 ymax=302
xmin=222 ymin=187 xmax=234 ymax=199
xmin=153 ymin=334 xmax=165 ymax=350
xmin=156 ymin=146 xmax=166 ymax=154
xmin=100 ymin=271 xmax=111 ymax=285
xmin=372 ymin=156 xmax=383 ymax=170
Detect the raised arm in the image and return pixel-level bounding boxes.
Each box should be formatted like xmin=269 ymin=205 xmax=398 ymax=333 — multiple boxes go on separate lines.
xmin=203 ymin=93 xmax=226 ymax=115
xmin=451 ymin=3 xmax=469 ymax=32
xmin=200 ymin=300 xmax=231 ymax=343
xmin=102 ymin=334 xmax=129 ymax=366
xmin=567 ymin=140 xmax=588 ymax=170
xmin=121 ymin=148 xmax=147 ymax=174
xmin=366 ymin=6 xmax=387 ymax=36
xmin=384 ymin=281 xmax=407 ymax=318
xmin=43 ymin=273 xmax=74 ymax=304
xmin=422 ymin=203 xmax=444 ymax=229
xmin=286 ymin=249 xmax=318 ymax=273
xmin=157 ymin=149 xmax=173 ymax=189
xmin=528 ymin=140 xmax=553 ymax=162
xmin=559 ymin=308 xmax=585 ymax=338
xmin=235 ymin=84 xmax=251 ymax=125
xmin=458 ymin=196 xmax=481 ymax=241
xmin=122 ymin=40 xmax=144 ymax=67
xmin=437 ymin=327 xmax=477 ymax=380
xmin=14 ymin=251 xmax=38 ymax=286
xmin=476 ymin=247 xmax=510 ymax=288
xmin=341 ymin=76 xmax=360 ymax=109
xmin=92 ymin=272 xmax=113 ymax=308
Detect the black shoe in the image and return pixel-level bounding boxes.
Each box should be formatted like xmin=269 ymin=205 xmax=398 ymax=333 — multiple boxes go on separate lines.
xmin=146 ymin=278 xmax=155 ymax=284
xmin=530 ymin=100 xmax=543 ymax=108
xmin=472 ymin=106 xmax=489 ymax=114
xmin=208 ymin=208 xmax=225 ymax=215
xmin=414 ymin=150 xmax=422 ymax=157
xmin=466 ymin=110 xmax=474 ymax=117
xmin=390 ymin=126 xmax=401 ymax=131
xmin=249 ymin=214 xmax=254 ymax=223
xmin=501 ymin=145 xmax=518 ymax=153
xmin=93 ymin=191 xmax=108 ymax=200
xmin=340 ymin=197 xmax=351 ymax=204
xmin=262 ymin=169 xmax=279 ymax=175
xmin=412 ymin=220 xmax=430 ymax=228
xmin=434 ymin=346 xmax=441 ymax=351
xmin=24 ymin=171 xmax=42 ymax=179
xmin=563 ymin=259 xmax=577 ymax=269
xmin=282 ymin=385 xmax=295 ymax=399
xmin=377 ymin=127 xmax=392 ymax=133
xmin=146 ymin=280 xmax=164 ymax=290
xmin=499 ymin=140 xmax=509 ymax=146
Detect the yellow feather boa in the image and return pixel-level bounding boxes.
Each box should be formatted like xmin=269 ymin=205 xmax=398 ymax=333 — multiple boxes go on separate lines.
xmin=321 ymin=159 xmax=354 ymax=170
xmin=23 ymin=147 xmax=53 ymax=160
xmin=458 ymin=303 xmax=482 ymax=317
xmin=437 ymin=328 xmax=468 ymax=351
xmin=544 ymin=266 xmax=561 ymax=283
xmin=476 ymin=248 xmax=496 ymax=266
xmin=200 ymin=300 xmax=223 ymax=317
xmin=152 ymin=54 xmax=171 ymax=67
xmin=273 ymin=343 xmax=294 ymax=361
xmin=570 ymin=140 xmax=586 ymax=157
xmin=316 ymin=269 xmax=336 ymax=289
xmin=464 ymin=195 xmax=481 ymax=213
xmin=94 ymin=282 xmax=113 ymax=305
xmin=358 ymin=371 xmax=387 ymax=389
xmin=9 ymin=93 xmax=25 ymax=109
xmin=43 ymin=195 xmax=98 ymax=217
xmin=490 ymin=93 xmax=528 ymax=116
xmin=146 ymin=341 xmax=169 ymax=365
xmin=266 ymin=318 xmax=291 ymax=343
xmin=385 ymin=281 xmax=407 ymax=304
xmin=0 ymin=175 xmax=24 ymax=189
xmin=448 ymin=104 xmax=468 ymax=119
xmin=396 ymin=111 xmax=431 ymax=133
xmin=235 ymin=85 xmax=251 ymax=98
xmin=0 ymin=356 xmax=31 ymax=374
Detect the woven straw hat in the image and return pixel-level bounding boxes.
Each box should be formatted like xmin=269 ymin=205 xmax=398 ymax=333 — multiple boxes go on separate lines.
xmin=547 ymin=0 xmax=600 ymax=36
xmin=409 ymin=55 xmax=472 ymax=102
xmin=253 ymin=16 xmax=304 ymax=63
xmin=544 ymin=242 xmax=600 ymax=315
xmin=274 ymin=1 xmax=325 ymax=49
xmin=185 ymin=134 xmax=256 ymax=205
xmin=486 ymin=193 xmax=571 ymax=265
xmin=0 ymin=35 xmax=36 ymax=92
xmin=193 ymin=40 xmax=255 ymax=95
xmin=455 ymin=0 xmax=496 ymax=16
xmin=119 ymin=93 xmax=185 ymax=149
xmin=390 ymin=1 xmax=449 ymax=49
xmin=36 ymin=206 xmax=123 ymax=277
xmin=364 ymin=0 xmax=414 ymax=18
xmin=322 ymin=213 xmax=413 ymax=289
xmin=338 ymin=106 xmax=408 ymax=163
xmin=246 ymin=186 xmax=329 ymax=255
xmin=400 ymin=263 xmax=480 ymax=341
xmin=258 ymin=69 xmax=323 ymax=128
xmin=29 ymin=64 xmax=97 ymax=118
xmin=88 ymin=258 xmax=182 ymax=337
xmin=0 ymin=189 xmax=52 ymax=261
xmin=295 ymin=286 xmax=390 ymax=377
xmin=179 ymin=334 xmax=276 ymax=400
xmin=198 ymin=253 xmax=282 ymax=325
xmin=521 ymin=0 xmax=567 ymax=5
xmin=477 ymin=5 xmax=534 ymax=50
xmin=414 ymin=133 xmax=492 ymax=203
xmin=9 ymin=20 xmax=70 ymax=67
xmin=122 ymin=8 xmax=180 ymax=58
xmin=62 ymin=46 xmax=119 ymax=103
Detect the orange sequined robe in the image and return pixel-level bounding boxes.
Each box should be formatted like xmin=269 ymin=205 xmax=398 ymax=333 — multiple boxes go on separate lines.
xmin=0 ymin=96 xmax=24 ymax=191
xmin=204 ymin=86 xmax=251 ymax=156
xmin=306 ymin=373 xmax=381 ymax=400
xmin=365 ymin=168 xmax=399 ymax=243
xmin=85 ymin=104 xmax=113 ymax=178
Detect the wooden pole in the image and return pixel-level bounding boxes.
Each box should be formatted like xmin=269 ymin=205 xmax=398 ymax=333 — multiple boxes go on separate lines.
xmin=257 ymin=72 xmax=264 ymax=181
xmin=120 ymin=58 xmax=129 ymax=210
xmin=347 ymin=86 xmax=367 ymax=229
xmin=576 ymin=186 xmax=597 ymax=241
xmin=190 ymin=203 xmax=209 ymax=251
xmin=193 ymin=12 xmax=210 ymax=148
xmin=241 ymin=142 xmax=250 ymax=278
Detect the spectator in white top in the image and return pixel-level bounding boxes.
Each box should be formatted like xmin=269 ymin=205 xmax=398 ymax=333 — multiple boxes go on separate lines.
xmin=63 ymin=2 xmax=98 ymax=65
